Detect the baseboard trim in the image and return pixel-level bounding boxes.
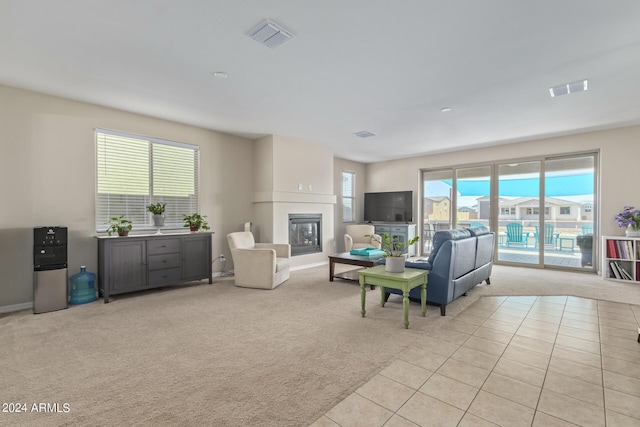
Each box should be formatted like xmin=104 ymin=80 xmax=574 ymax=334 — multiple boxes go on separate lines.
xmin=0 ymin=302 xmax=33 ymax=314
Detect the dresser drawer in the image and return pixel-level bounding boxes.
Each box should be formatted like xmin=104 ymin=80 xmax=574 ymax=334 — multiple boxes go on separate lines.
xmin=148 ymin=253 xmax=181 ymax=271
xmin=147 ymin=239 xmax=180 ymax=255
xmin=148 ymin=268 xmax=181 ymax=285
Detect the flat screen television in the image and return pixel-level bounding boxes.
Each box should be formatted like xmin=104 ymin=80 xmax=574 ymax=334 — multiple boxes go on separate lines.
xmin=364 ymin=191 xmax=413 ymax=223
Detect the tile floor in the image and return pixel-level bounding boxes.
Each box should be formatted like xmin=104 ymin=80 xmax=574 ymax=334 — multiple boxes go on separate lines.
xmin=311 ymin=296 xmax=640 ymax=427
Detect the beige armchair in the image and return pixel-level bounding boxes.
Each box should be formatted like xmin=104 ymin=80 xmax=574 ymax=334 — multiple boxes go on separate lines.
xmin=226 ymin=231 xmax=291 ymax=289
xmin=344 ymin=224 xmax=381 ymax=252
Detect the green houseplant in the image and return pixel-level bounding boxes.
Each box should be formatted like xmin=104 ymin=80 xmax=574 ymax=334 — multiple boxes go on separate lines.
xmin=367 ymin=232 xmax=420 ymax=273
xmin=183 ymin=213 xmax=210 ymax=232
xmin=147 ymin=202 xmax=167 ymax=227
xmin=146 ymin=202 xmax=166 ymax=215
xmin=106 ymin=215 xmax=133 ymax=236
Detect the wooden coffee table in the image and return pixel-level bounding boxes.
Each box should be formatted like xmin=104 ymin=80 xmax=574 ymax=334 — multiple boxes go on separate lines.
xmin=328 ymin=253 xmax=384 ymax=288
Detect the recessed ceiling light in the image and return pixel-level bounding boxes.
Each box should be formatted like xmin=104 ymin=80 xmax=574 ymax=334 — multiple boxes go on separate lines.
xmin=441 ymin=107 xmax=452 ymax=112
xmin=353 ymin=130 xmax=377 ymax=138
xmin=549 ymin=79 xmax=588 ymax=97
xmin=213 ymin=71 xmax=229 ymax=78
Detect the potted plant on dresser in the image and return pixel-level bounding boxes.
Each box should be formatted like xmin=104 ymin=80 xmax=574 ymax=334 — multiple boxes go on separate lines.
xmin=106 ymin=215 xmax=133 ymax=236
xmin=183 ymin=213 xmax=210 ymax=232
xmin=147 ymin=202 xmax=167 ymax=227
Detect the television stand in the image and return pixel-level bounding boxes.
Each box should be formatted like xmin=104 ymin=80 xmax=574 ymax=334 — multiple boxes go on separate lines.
xmin=373 ymin=223 xmax=417 ymax=256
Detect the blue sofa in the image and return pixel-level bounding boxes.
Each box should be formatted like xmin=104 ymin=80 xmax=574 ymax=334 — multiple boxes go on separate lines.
xmin=383 ymin=226 xmax=494 ymax=316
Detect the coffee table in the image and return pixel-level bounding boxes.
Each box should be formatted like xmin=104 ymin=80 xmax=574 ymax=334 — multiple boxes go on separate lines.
xmin=328 ymin=253 xmax=384 ymax=287
xmin=359 ymin=265 xmax=428 ymax=329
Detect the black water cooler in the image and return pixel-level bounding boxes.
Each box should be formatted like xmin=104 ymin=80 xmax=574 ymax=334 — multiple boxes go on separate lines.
xmin=33 ymin=226 xmax=68 ymax=314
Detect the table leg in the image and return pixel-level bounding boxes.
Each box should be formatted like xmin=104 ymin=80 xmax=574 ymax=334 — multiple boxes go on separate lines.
xmin=421 ymin=281 xmax=426 ymax=317
xmin=403 ymin=289 xmax=409 ymax=329
xmin=360 ymin=277 xmax=366 ymax=318
xmin=329 ymin=259 xmax=335 ymax=282
xmin=380 ymin=286 xmax=386 ymax=307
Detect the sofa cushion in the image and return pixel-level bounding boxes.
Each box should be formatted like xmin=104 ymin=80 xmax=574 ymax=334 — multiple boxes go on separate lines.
xmin=427 ymin=228 xmax=472 ymax=264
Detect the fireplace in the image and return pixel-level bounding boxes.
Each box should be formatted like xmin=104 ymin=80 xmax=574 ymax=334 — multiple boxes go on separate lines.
xmin=289 ymin=214 xmax=322 ymax=256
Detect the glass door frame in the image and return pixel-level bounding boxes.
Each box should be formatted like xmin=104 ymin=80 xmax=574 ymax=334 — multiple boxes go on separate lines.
xmin=420 ymin=150 xmax=599 ymax=272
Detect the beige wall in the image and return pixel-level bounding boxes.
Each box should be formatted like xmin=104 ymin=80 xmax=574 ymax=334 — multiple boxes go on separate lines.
xmin=364 ymin=126 xmax=640 ymax=266
xmin=333 ymin=158 xmax=367 ymax=252
xmin=0 ymin=84 xmax=254 ymax=310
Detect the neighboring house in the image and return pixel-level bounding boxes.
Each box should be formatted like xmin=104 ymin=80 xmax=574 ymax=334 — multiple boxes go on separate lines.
xmin=498 ymin=197 xmax=583 ymax=221
xmin=423 ymin=196 xmax=450 ymax=222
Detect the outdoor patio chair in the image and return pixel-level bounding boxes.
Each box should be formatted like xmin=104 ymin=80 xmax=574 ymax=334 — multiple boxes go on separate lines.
xmin=505 ymin=222 xmax=530 ymax=247
xmin=534 ymin=223 xmax=560 ymax=249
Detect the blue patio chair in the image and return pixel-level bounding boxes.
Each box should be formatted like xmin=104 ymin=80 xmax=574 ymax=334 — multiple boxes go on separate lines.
xmin=534 ymin=223 xmax=560 ymax=249
xmin=470 ymin=221 xmax=484 ymax=228
xmin=505 ymin=222 xmax=529 ymax=247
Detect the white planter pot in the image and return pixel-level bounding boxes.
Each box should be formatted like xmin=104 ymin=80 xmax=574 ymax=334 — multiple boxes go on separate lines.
xmin=385 ymin=256 xmax=406 ymax=273
xmin=625 ymin=225 xmax=640 ymax=237
xmin=152 ymin=215 xmax=165 ymax=227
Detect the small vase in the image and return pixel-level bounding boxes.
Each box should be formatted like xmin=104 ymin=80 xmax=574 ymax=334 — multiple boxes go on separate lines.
xmin=625 ymin=226 xmax=640 ymax=237
xmin=190 ymin=225 xmax=200 ymax=232
xmin=385 ymin=256 xmax=406 ymax=273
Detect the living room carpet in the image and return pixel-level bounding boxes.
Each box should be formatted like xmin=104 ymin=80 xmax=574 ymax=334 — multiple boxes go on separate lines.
xmin=2 ymin=264 xmax=640 ymax=427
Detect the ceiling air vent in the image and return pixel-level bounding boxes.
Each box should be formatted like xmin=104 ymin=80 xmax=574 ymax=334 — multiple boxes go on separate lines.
xmin=549 ymin=79 xmax=588 ymax=97
xmin=353 ymin=130 xmax=377 ymax=138
xmin=247 ymin=19 xmax=294 ymax=48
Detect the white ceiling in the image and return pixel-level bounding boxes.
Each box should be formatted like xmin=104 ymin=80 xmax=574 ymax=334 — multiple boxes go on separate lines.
xmin=2 ymin=1 xmax=640 ymax=163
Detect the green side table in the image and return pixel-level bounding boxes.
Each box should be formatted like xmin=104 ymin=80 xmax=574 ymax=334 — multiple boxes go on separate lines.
xmin=358 ymin=265 xmax=428 ymax=329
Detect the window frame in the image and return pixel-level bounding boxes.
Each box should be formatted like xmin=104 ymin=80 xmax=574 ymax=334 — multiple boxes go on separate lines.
xmin=95 ymin=128 xmax=200 ymax=233
xmin=342 ymin=170 xmax=356 ymax=223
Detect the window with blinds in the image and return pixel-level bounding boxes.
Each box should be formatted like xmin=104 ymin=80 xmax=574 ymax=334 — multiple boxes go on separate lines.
xmin=95 ymin=129 xmax=200 ymax=232
xmin=342 ymin=171 xmax=355 ymax=222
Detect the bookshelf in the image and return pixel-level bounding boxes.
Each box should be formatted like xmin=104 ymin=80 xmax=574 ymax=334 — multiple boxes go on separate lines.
xmin=602 ymin=236 xmax=640 ymax=282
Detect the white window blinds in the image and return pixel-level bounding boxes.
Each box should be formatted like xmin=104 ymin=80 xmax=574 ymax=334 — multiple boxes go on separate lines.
xmin=95 ymin=129 xmax=200 ymax=232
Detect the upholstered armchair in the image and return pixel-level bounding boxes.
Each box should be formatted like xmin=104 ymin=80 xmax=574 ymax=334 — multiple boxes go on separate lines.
xmin=344 ymin=224 xmax=382 ymax=252
xmin=226 ymin=231 xmax=291 ymax=289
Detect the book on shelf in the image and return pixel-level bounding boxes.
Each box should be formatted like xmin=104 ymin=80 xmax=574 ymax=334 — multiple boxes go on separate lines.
xmin=610 ymin=261 xmax=633 ymax=280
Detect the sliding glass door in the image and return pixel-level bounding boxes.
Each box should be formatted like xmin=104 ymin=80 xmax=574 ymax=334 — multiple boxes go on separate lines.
xmin=497 ymin=161 xmax=540 ymax=265
xmin=422 ymin=169 xmax=453 ymax=253
xmin=420 ymin=152 xmax=597 ymax=273
xmin=543 ymin=155 xmax=596 ymax=269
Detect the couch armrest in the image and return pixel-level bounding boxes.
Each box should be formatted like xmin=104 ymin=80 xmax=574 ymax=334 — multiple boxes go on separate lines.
xmin=255 ymin=243 xmax=291 ymax=258
xmin=344 ymin=234 xmax=354 ymax=252
xmin=231 ymin=248 xmax=277 ymax=288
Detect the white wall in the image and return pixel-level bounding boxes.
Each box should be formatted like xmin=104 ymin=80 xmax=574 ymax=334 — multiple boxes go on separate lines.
xmin=0 ymin=84 xmax=254 ymax=310
xmin=252 ymin=135 xmax=337 ymax=267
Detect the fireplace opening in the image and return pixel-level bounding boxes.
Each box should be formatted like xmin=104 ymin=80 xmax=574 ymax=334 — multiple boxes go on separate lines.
xmin=289 ymin=214 xmax=322 ymax=256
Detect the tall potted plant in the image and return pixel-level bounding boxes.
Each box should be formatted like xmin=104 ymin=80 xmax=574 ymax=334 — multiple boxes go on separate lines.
xmin=147 ymin=202 xmax=167 ymax=227
xmin=183 ymin=213 xmax=210 ymax=232
xmin=368 ymin=233 xmax=420 ymax=273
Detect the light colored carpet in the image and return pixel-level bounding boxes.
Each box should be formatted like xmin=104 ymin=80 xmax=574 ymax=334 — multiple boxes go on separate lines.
xmin=1 ymin=264 xmax=639 ymax=426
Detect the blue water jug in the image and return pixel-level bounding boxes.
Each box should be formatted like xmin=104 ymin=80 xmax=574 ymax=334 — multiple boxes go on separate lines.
xmin=69 ymin=266 xmax=97 ymax=305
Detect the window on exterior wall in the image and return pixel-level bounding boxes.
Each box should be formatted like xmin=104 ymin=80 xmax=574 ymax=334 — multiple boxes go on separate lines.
xmin=342 ymin=171 xmax=355 ymax=222
xmin=95 ymin=129 xmax=200 ymax=232
xmin=560 ymin=206 xmax=571 ymax=215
